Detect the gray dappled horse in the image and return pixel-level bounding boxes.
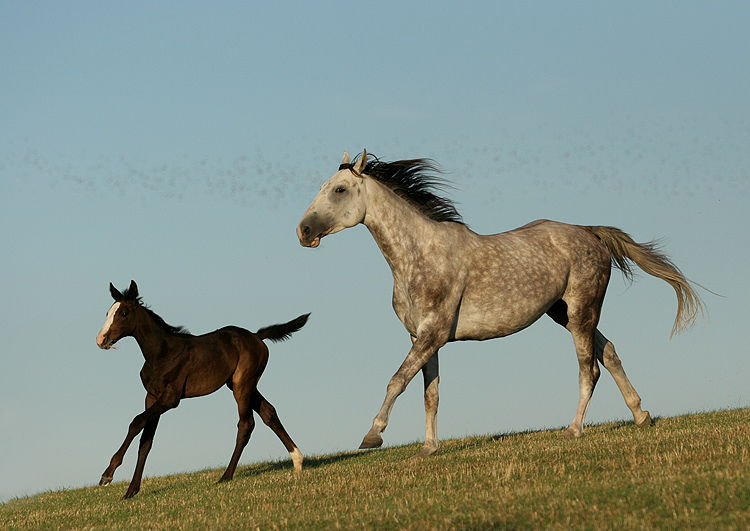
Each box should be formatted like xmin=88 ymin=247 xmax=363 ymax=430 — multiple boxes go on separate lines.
xmin=297 ymin=150 xmax=703 ymax=458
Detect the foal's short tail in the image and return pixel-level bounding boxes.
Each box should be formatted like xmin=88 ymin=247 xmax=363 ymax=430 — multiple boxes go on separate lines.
xmin=256 ymin=313 xmax=310 ymax=343
xmin=588 ymin=226 xmax=704 ymax=337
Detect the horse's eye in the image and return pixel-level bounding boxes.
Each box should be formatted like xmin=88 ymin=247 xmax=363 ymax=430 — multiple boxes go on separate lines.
xmin=335 ymin=187 xmax=346 ymax=194
xmin=120 ymin=310 xmax=129 ymax=317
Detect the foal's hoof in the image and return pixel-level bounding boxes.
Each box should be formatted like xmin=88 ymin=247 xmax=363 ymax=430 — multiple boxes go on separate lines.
xmin=99 ymin=476 xmax=113 ymax=487
xmin=359 ymin=433 xmax=384 ymax=449
xmin=291 ymin=448 xmax=303 ymax=472
xmin=636 ymin=411 xmax=652 ymax=428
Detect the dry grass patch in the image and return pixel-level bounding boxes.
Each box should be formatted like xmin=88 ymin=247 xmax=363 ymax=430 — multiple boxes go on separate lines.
xmin=3 ymin=409 xmax=750 ymax=530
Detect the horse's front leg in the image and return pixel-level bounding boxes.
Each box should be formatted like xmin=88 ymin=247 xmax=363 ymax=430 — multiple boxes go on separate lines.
xmin=99 ymin=389 xmax=180 ymax=495
xmin=359 ymin=328 xmax=447 ymax=450
xmin=123 ymin=414 xmax=160 ymax=499
xmin=413 ymin=352 xmax=439 ymax=458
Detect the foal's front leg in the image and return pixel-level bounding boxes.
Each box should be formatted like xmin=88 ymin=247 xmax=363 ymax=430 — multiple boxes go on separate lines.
xmin=123 ymin=414 xmax=160 ymax=499
xmin=360 ymin=327 xmax=447 ymax=450
xmin=99 ymin=389 xmax=180 ymax=496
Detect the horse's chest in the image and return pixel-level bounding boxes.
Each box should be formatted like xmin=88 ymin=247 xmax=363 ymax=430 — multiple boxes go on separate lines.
xmin=391 ymin=273 xmax=453 ymax=335
xmin=391 ymin=287 xmax=415 ymax=334
xmin=140 ymin=361 xmax=184 ymax=395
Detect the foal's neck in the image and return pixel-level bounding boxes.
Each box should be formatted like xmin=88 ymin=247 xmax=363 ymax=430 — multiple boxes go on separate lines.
xmin=132 ymin=307 xmax=178 ymax=361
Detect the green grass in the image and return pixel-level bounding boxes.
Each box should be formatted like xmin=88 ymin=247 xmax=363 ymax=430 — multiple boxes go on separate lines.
xmin=3 ymin=409 xmax=750 ymax=530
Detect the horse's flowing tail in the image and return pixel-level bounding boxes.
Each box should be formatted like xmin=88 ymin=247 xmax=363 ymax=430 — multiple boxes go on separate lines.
xmin=588 ymin=226 xmax=704 ymax=337
xmin=257 ymin=313 xmax=310 ymax=343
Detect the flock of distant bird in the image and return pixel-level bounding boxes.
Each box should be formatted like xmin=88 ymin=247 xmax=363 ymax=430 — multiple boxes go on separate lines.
xmin=2 ymin=119 xmax=747 ymax=208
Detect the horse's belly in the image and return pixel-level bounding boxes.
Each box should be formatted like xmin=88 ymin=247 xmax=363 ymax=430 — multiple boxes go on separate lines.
xmin=453 ymin=304 xmax=546 ymax=340
xmin=452 ymin=279 xmax=563 ymax=341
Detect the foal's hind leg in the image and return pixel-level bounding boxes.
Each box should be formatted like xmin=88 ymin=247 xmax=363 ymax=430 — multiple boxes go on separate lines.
xmin=220 ymin=382 xmax=258 ymax=483
xmin=595 ymin=330 xmax=651 ymax=428
xmin=251 ymin=390 xmax=303 ymax=471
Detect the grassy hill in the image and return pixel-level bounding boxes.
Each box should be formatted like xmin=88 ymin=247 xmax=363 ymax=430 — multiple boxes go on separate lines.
xmin=3 ymin=409 xmax=750 ymax=530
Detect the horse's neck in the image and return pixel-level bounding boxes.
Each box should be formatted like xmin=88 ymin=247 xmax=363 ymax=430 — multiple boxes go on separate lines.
xmin=363 ymin=180 xmax=442 ymax=275
xmin=132 ymin=309 xmax=173 ymax=361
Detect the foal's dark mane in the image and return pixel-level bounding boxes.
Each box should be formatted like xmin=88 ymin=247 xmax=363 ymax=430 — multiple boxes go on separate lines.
xmin=342 ymin=153 xmax=465 ymax=225
xmin=122 ymin=284 xmax=190 ymax=335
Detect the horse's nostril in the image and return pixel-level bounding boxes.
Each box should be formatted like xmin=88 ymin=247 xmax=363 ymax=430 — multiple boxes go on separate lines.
xmin=302 ymin=225 xmax=311 ymax=236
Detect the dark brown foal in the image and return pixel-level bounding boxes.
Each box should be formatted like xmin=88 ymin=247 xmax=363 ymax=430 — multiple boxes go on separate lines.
xmin=96 ymin=280 xmax=308 ymax=499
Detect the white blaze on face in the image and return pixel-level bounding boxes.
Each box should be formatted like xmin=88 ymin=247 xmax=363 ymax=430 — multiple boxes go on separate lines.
xmin=96 ymin=301 xmax=121 ymax=347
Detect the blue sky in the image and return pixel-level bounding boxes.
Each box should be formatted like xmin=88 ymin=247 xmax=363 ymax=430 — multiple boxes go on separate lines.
xmin=1 ymin=1 xmax=748 ymax=502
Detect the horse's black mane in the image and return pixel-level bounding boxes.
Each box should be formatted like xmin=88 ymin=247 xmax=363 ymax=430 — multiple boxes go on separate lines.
xmin=121 ymin=284 xmax=190 ymax=335
xmin=341 ymin=153 xmax=465 ymax=225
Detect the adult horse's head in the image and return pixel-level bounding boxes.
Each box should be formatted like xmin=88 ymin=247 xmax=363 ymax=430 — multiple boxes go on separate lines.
xmin=297 ymin=150 xmax=369 ymax=248
xmin=96 ymin=280 xmax=140 ymax=349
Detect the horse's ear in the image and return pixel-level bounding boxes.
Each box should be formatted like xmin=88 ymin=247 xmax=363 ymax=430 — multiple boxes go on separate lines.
xmin=128 ymin=280 xmax=139 ymax=299
xmin=341 ymin=151 xmax=350 ymax=166
xmin=352 ymin=149 xmax=367 ymax=175
xmin=110 ymin=283 xmax=124 ymax=301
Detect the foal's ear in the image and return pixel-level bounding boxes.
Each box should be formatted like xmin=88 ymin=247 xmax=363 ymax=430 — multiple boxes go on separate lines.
xmin=128 ymin=280 xmax=139 ymax=299
xmin=352 ymin=149 xmax=367 ymax=175
xmin=341 ymin=151 xmax=350 ymax=166
xmin=110 ymin=283 xmax=124 ymax=301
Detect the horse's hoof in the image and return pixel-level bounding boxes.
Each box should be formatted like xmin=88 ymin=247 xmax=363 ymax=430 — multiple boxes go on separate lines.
xmin=99 ymin=476 xmax=112 ymax=487
xmin=636 ymin=411 xmax=652 ymax=428
xmin=412 ymin=445 xmax=437 ymax=459
xmin=291 ymin=448 xmax=303 ymax=472
xmin=557 ymin=428 xmax=580 ymax=439
xmin=359 ymin=433 xmax=383 ymax=449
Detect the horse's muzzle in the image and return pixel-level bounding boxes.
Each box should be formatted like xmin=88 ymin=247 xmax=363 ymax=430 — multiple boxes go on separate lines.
xmin=96 ymin=334 xmax=113 ymax=349
xmin=297 ymin=215 xmax=323 ymax=248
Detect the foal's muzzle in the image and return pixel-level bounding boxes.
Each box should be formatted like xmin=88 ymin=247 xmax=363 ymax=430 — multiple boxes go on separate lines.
xmin=96 ymin=334 xmax=115 ymax=350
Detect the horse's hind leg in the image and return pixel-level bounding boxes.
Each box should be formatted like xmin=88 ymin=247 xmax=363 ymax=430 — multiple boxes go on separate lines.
xmin=562 ymin=327 xmax=601 ymax=438
xmin=547 ymin=301 xmax=601 ymax=438
xmin=595 ymin=330 xmax=651 ymax=428
xmin=220 ymin=383 xmax=257 ymax=483
xmin=251 ymin=390 xmax=303 ymax=471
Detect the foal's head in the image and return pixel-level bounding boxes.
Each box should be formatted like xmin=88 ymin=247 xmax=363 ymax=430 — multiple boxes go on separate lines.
xmin=96 ymin=280 xmax=141 ymax=349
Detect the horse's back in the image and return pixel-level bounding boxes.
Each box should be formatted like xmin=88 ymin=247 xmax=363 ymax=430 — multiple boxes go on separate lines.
xmin=204 ymin=325 xmax=266 ymax=352
xmin=449 ymin=220 xmax=610 ymax=339
xmin=179 ymin=326 xmax=267 ymax=397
